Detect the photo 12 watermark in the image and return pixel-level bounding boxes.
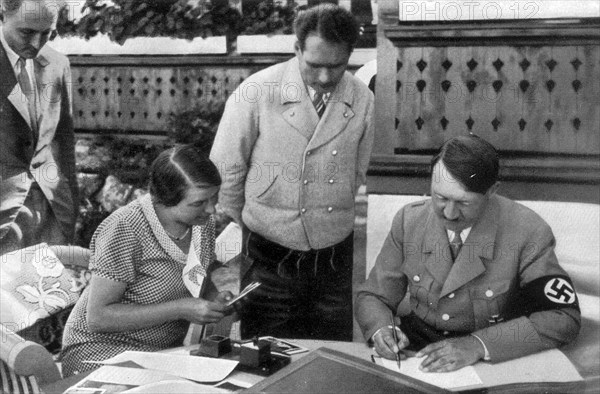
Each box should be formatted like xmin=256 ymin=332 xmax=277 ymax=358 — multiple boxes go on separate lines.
xmin=398 ymin=1 xmax=600 ymax=22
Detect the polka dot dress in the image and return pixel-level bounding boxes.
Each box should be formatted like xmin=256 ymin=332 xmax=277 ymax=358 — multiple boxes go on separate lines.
xmin=59 ymin=195 xmax=215 ymax=377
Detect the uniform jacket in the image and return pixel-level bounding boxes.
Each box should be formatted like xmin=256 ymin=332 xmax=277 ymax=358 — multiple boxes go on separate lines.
xmin=210 ymin=57 xmax=374 ymax=250
xmin=356 ymin=195 xmax=581 ymax=363
xmin=0 ymin=41 xmax=78 ymax=242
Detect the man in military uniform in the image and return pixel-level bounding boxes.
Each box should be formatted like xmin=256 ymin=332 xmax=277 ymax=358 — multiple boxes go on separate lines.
xmin=356 ymin=135 xmax=580 ymax=372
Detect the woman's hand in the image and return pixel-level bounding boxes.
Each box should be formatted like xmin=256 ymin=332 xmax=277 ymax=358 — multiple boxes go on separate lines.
xmin=181 ymin=290 xmax=235 ymax=324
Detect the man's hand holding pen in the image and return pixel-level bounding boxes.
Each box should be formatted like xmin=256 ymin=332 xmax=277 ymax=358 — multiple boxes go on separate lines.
xmin=373 ymin=325 xmax=411 ymax=362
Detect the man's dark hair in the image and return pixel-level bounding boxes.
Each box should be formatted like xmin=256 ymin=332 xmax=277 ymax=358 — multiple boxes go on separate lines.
xmin=294 ymin=3 xmax=360 ymax=53
xmin=149 ymin=144 xmax=221 ymax=207
xmin=1 ymin=0 xmax=23 ymax=14
xmin=431 ymin=135 xmax=499 ymax=194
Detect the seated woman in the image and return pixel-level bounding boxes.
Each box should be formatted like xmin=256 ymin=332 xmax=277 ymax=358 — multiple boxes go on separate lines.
xmin=60 ymin=145 xmax=233 ymax=377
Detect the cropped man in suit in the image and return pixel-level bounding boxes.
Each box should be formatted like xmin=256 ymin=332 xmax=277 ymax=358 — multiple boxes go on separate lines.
xmin=356 ymin=135 xmax=580 ymax=371
xmin=0 ymin=0 xmax=78 ymax=254
xmin=211 ymin=4 xmax=374 ymax=340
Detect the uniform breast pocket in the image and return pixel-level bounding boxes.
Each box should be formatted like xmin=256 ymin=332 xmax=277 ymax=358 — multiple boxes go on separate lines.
xmin=406 ymin=271 xmax=435 ymax=311
xmin=470 ymin=280 xmax=512 ymax=326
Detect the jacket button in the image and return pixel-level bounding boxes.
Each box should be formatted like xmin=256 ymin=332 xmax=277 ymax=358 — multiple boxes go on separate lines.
xmin=301 ymin=208 xmax=306 ymax=214
xmin=306 ymin=151 xmax=311 ymax=156
xmin=343 ymin=112 xmax=348 ymax=118
xmin=448 ymin=293 xmax=455 ymax=299
xmin=413 ymin=275 xmax=420 ymax=282
xmin=303 ymin=179 xmax=308 ymax=185
xmin=442 ymin=314 xmax=450 ymax=321
xmin=327 ymin=207 xmax=333 ymax=212
xmin=485 ymin=290 xmax=494 ymax=298
xmin=443 ymin=330 xmax=450 ymax=336
xmin=328 ymin=179 xmax=334 ymax=184
xmin=332 ymin=150 xmax=338 ymax=156
xmin=290 ymin=111 xmax=295 ymax=116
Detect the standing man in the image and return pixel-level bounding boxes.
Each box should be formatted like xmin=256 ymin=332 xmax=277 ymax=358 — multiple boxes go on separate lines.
xmin=0 ymin=0 xmax=78 ymax=254
xmin=211 ymin=4 xmax=374 ymax=341
xmin=356 ymin=135 xmax=580 ymax=371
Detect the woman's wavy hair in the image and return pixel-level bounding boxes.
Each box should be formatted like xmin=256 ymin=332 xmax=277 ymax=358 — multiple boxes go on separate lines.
xmin=149 ymin=144 xmax=221 ymax=207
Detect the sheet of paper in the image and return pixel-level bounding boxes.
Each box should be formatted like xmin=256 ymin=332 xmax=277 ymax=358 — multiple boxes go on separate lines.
xmin=380 ymin=356 xmax=483 ymax=390
xmin=122 ymin=380 xmax=229 ymax=393
xmin=99 ymin=351 xmax=238 ymax=382
xmin=475 ymin=348 xmax=583 ymax=386
xmin=82 ymin=366 xmax=185 ymax=386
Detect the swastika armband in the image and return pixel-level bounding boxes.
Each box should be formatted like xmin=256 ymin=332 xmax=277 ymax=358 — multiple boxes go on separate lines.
xmin=507 ymin=275 xmax=580 ymax=318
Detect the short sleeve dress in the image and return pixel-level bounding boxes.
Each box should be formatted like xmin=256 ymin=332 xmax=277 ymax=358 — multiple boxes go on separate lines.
xmin=59 ymin=194 xmax=215 ymax=377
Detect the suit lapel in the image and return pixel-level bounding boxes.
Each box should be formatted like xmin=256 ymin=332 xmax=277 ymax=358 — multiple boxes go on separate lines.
xmin=281 ymin=58 xmax=319 ymax=141
xmin=307 ymin=73 xmax=355 ymax=151
xmin=422 ymin=209 xmax=455 ymax=286
xmin=1 ymin=43 xmax=34 ymax=131
xmin=439 ymin=197 xmax=499 ymax=298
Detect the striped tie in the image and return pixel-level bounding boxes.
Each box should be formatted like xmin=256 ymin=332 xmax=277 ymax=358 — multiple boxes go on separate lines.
xmin=450 ymin=231 xmax=463 ymax=261
xmin=313 ymin=92 xmax=326 ymax=118
xmin=17 ymin=57 xmax=38 ymax=133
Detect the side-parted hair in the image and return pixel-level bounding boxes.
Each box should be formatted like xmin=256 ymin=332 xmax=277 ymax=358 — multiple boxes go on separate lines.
xmin=149 ymin=144 xmax=221 ymax=207
xmin=431 ymin=135 xmax=499 ymax=194
xmin=294 ymin=3 xmax=360 ymax=53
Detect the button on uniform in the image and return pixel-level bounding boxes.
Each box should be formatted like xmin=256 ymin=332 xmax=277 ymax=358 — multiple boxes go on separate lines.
xmin=327 ymin=207 xmax=333 ymax=212
xmin=328 ymin=179 xmax=334 ymax=184
xmin=442 ymin=314 xmax=450 ymax=321
xmin=301 ymin=208 xmax=306 ymax=214
xmin=448 ymin=293 xmax=455 ymax=299
xmin=413 ymin=275 xmax=420 ymax=283
xmin=303 ymin=179 xmax=308 ymax=185
xmin=485 ymin=290 xmax=494 ymax=298
xmin=332 ymin=150 xmax=337 ymax=156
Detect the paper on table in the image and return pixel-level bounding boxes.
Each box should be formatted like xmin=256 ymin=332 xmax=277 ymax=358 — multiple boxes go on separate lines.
xmin=77 ymin=365 xmax=185 ymax=386
xmin=475 ymin=348 xmax=582 ymax=386
xmin=122 ymin=380 xmax=229 ymax=393
xmin=380 ymin=356 xmax=483 ymax=390
xmin=98 ymin=351 xmax=238 ymax=382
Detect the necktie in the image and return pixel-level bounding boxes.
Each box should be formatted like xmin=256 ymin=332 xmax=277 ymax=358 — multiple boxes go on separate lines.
xmin=450 ymin=231 xmax=463 ymax=261
xmin=313 ymin=92 xmax=326 ymax=118
xmin=17 ymin=57 xmax=38 ymax=132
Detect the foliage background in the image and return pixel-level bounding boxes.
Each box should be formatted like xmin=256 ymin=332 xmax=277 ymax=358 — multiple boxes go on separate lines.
xmin=57 ymin=0 xmax=305 ymax=44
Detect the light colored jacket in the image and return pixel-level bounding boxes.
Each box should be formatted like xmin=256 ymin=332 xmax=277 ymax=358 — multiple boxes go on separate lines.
xmin=0 ymin=42 xmax=77 ymax=242
xmin=210 ymin=57 xmax=374 ymax=250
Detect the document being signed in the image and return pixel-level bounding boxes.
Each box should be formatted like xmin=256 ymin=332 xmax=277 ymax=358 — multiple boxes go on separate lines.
xmin=378 ymin=356 xmax=482 ymax=390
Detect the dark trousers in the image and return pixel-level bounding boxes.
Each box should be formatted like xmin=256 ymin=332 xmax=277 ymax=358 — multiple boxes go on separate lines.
xmin=239 ymin=229 xmax=354 ymax=341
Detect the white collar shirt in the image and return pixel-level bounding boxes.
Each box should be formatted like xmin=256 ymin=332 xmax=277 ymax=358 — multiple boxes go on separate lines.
xmin=446 ymin=227 xmax=471 ymax=244
xmin=0 ymin=27 xmax=36 ymax=89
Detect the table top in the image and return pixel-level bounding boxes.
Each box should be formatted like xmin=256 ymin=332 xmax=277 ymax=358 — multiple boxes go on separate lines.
xmin=42 ymin=339 xmax=598 ymax=394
